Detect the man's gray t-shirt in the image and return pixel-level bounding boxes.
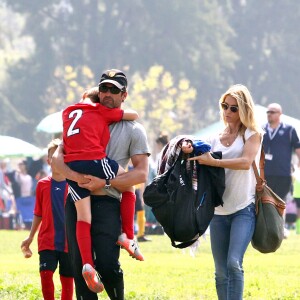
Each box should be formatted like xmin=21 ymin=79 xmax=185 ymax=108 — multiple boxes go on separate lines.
xmin=105 ymin=120 xmax=150 ymax=199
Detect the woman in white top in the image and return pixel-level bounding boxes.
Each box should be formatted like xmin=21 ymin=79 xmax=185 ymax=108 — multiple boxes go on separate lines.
xmin=185 ymin=84 xmax=263 ymax=300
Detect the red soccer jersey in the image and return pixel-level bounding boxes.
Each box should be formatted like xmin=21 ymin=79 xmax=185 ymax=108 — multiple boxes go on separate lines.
xmin=63 ymin=102 xmax=123 ymax=162
xmin=34 ymin=176 xmax=69 ymax=252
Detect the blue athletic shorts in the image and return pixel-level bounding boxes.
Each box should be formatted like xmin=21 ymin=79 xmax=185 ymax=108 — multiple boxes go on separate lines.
xmin=39 ymin=250 xmax=73 ymax=277
xmin=66 ymin=157 xmax=119 ymax=202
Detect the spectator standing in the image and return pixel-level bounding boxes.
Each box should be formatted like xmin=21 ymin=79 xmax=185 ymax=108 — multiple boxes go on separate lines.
xmin=21 ymin=139 xmax=74 ymax=300
xmin=15 ymin=160 xmax=34 ymax=229
xmin=263 ymin=103 xmax=300 ymax=236
xmin=293 ymin=166 xmax=300 ymax=234
xmin=135 ymin=183 xmax=151 ymax=242
xmin=263 ymin=103 xmax=300 ymax=199
xmin=15 ymin=160 xmax=33 ymax=197
xmin=0 ymin=159 xmax=16 ymax=214
xmin=145 ymin=131 xmax=170 ymax=232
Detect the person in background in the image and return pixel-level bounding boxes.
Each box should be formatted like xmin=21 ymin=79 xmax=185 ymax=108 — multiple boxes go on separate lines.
xmin=135 ymin=183 xmax=152 ymax=242
xmin=263 ymin=103 xmax=300 ymax=237
xmin=0 ymin=159 xmax=16 ymax=214
xmin=15 ymin=160 xmax=34 ymax=229
xmin=186 ymin=84 xmax=263 ymax=300
xmin=52 ymin=69 xmax=150 ymax=300
xmin=292 ymin=166 xmax=300 ymax=234
xmin=145 ymin=131 xmax=170 ymax=235
xmin=28 ymin=153 xmax=51 ymax=196
xmin=127 ymin=161 xmax=151 ymax=243
xmin=15 ymin=160 xmax=33 ymax=198
xmin=3 ymin=160 xmax=21 ymax=200
xmin=154 ymin=131 xmax=169 ymax=171
xmin=21 ymin=139 xmax=74 ymax=300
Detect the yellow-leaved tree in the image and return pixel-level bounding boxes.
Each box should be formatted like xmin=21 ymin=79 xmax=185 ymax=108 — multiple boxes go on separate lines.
xmin=124 ymin=65 xmax=197 ymax=149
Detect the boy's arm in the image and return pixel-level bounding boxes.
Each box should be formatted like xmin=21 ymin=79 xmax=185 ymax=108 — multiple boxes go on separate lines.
xmin=21 ymin=215 xmax=42 ymax=249
xmin=122 ymin=109 xmax=139 ymax=121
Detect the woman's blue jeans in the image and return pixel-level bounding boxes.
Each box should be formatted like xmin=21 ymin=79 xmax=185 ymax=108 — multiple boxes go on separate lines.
xmin=210 ymin=203 xmax=255 ymax=300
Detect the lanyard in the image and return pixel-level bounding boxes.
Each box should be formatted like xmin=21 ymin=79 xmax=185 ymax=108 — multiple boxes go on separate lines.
xmin=266 ymin=123 xmax=282 ymax=154
xmin=267 ymin=123 xmax=282 ymax=141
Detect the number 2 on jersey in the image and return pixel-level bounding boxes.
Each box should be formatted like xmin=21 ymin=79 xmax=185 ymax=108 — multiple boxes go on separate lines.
xmin=67 ymin=109 xmax=83 ymax=136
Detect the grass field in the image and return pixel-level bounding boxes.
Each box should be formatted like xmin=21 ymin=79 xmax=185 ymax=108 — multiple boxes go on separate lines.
xmin=0 ymin=229 xmax=299 ymax=299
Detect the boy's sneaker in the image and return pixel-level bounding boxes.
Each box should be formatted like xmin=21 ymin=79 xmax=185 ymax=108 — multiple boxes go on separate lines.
xmin=117 ymin=233 xmax=144 ymax=261
xmin=82 ymin=263 xmax=104 ymax=293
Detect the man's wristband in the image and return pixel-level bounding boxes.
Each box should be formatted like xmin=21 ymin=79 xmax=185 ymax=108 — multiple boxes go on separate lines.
xmin=105 ymin=179 xmax=111 ymax=189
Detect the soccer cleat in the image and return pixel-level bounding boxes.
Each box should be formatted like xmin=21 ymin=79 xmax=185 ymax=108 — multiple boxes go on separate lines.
xmin=82 ymin=263 xmax=104 ymax=293
xmin=117 ymin=233 xmax=144 ymax=261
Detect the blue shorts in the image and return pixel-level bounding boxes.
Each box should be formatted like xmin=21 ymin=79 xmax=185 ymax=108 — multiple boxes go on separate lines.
xmin=39 ymin=250 xmax=73 ymax=277
xmin=67 ymin=157 xmax=119 ymax=202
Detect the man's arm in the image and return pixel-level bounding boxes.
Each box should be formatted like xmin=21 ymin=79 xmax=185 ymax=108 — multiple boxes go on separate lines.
xmin=51 ymin=145 xmax=89 ymax=184
xmin=78 ymin=154 xmax=149 ymax=192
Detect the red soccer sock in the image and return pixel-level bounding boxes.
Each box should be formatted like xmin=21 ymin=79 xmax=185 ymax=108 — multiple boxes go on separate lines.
xmin=76 ymin=221 xmax=94 ymax=266
xmin=60 ymin=275 xmax=74 ymax=300
xmin=120 ymin=191 xmax=136 ymax=239
xmin=40 ymin=270 xmax=55 ymax=300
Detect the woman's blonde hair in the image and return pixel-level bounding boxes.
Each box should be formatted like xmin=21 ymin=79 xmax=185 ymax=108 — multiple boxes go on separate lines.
xmin=219 ymin=84 xmax=263 ymax=135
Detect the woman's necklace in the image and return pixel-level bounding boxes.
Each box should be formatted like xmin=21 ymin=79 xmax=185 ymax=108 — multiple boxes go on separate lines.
xmin=224 ymin=128 xmax=239 ymax=146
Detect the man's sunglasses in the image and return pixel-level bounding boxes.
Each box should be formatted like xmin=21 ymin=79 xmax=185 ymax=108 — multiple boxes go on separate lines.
xmin=266 ymin=111 xmax=279 ymax=114
xmin=221 ymin=102 xmax=239 ymax=113
xmin=99 ymin=85 xmax=123 ymax=94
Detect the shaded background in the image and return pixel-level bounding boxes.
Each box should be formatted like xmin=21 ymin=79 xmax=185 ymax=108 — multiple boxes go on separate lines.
xmin=1 ymin=0 xmax=300 ymax=149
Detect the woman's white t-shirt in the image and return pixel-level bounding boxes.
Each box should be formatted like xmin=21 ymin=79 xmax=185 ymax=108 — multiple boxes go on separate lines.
xmin=207 ymin=128 xmax=261 ymax=215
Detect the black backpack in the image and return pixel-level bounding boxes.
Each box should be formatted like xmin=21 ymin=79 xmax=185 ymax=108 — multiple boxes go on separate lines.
xmin=144 ymin=152 xmax=225 ymax=248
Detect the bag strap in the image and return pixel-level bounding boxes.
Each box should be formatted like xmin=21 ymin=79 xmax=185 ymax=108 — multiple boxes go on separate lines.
xmin=171 ymin=238 xmax=199 ymax=249
xmin=252 ymin=147 xmax=266 ymax=186
xmin=242 ymin=134 xmax=265 ymax=186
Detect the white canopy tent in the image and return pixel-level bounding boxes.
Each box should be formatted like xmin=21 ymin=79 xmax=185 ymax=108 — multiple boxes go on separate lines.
xmin=36 ymin=111 xmax=63 ymax=134
xmin=0 ymin=135 xmax=42 ymax=158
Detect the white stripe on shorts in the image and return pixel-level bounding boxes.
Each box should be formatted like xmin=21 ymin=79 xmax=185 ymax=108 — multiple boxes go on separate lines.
xmin=101 ymin=158 xmax=116 ymax=179
xmin=68 ymin=185 xmax=82 ymax=202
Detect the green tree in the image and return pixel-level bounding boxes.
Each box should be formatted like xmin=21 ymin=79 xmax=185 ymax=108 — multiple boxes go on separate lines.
xmin=0 ymin=2 xmax=35 ymax=134
xmin=3 ymin=0 xmax=237 ymax=143
xmin=225 ymin=0 xmax=300 ymax=117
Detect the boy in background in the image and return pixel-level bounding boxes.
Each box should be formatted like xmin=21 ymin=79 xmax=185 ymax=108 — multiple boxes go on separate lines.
xmin=21 ymin=139 xmax=73 ymax=300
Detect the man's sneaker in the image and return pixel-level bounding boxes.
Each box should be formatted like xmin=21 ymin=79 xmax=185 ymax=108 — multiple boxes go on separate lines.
xmin=117 ymin=233 xmax=144 ymax=261
xmin=82 ymin=263 xmax=104 ymax=293
xmin=137 ymin=235 xmax=152 ymax=242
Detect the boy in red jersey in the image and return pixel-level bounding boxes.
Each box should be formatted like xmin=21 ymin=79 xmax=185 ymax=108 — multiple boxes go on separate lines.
xmin=21 ymin=139 xmax=74 ymax=300
xmin=63 ymin=84 xmax=143 ymax=294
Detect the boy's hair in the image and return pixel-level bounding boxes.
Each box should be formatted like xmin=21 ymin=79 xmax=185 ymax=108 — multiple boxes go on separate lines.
xmin=84 ymin=87 xmax=99 ymax=103
xmin=47 ymin=138 xmax=61 ymax=158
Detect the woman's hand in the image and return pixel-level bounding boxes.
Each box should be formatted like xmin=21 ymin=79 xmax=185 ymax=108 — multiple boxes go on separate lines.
xmin=188 ymin=152 xmax=217 ymax=166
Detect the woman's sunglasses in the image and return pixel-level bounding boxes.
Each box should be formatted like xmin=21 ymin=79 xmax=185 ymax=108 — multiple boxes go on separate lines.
xmin=99 ymin=85 xmax=122 ymax=94
xmin=221 ymin=102 xmax=239 ymax=113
